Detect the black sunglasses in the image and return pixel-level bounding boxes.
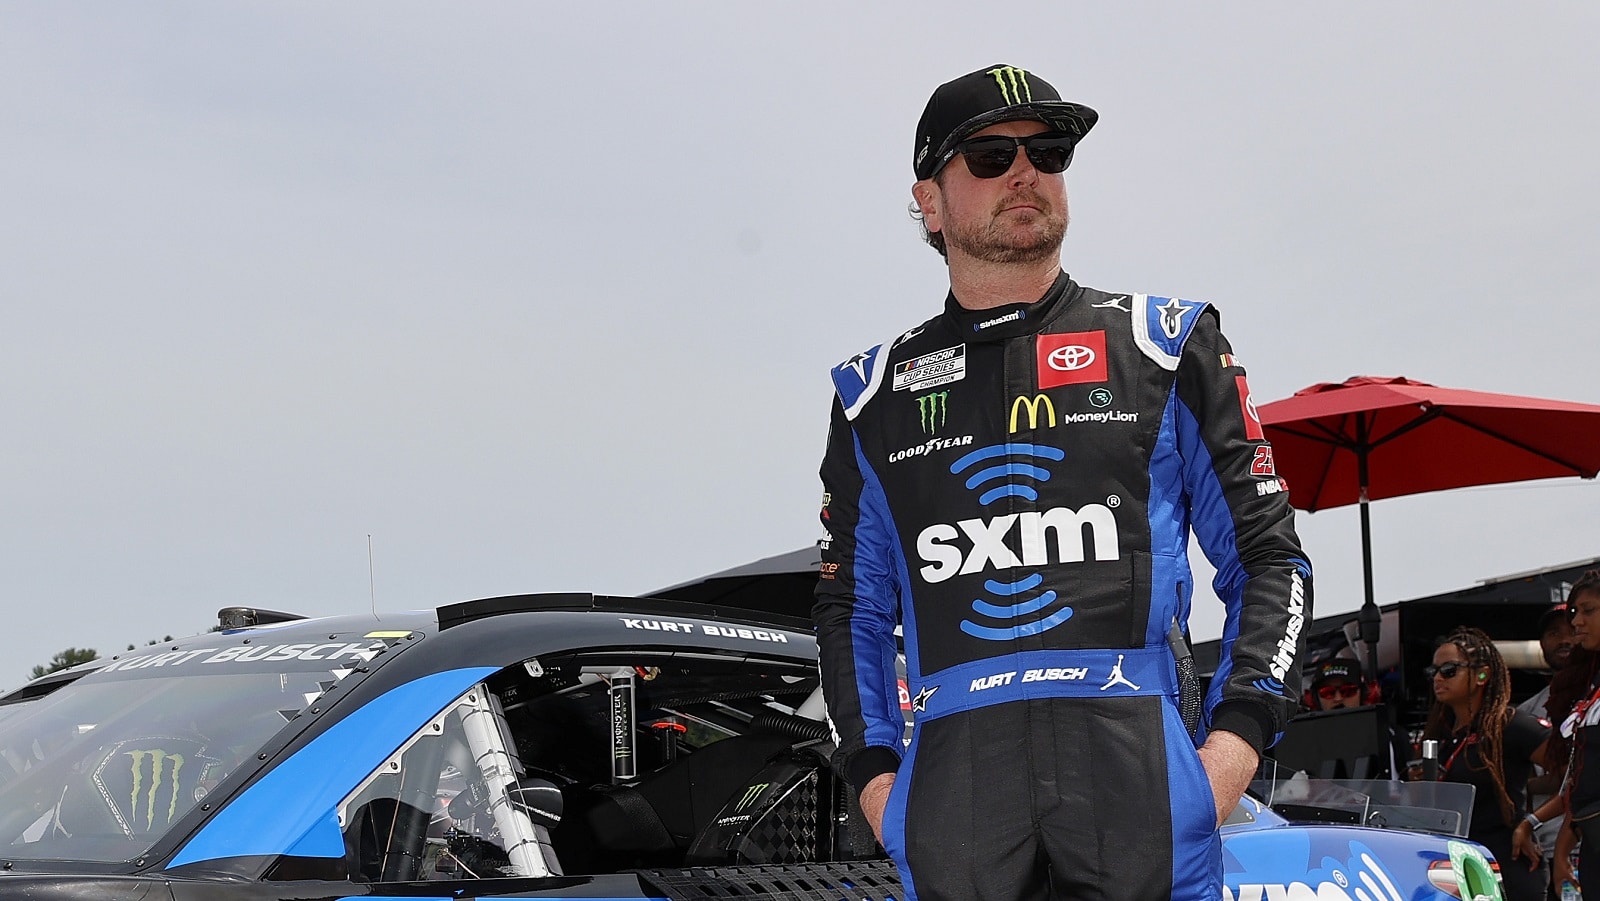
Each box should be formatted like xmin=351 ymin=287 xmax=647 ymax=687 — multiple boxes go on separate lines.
xmin=938 ymin=133 xmax=1077 ymax=179
xmin=1423 ymin=662 xmax=1469 ymax=680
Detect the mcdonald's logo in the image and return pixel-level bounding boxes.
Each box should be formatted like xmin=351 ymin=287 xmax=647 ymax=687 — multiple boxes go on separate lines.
xmin=1009 ymin=394 xmax=1056 ymax=433
xmin=986 ymin=66 xmax=1034 ymax=105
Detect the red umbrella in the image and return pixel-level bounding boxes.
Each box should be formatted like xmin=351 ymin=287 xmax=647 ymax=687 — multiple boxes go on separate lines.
xmin=1257 ymin=375 xmax=1600 ymax=676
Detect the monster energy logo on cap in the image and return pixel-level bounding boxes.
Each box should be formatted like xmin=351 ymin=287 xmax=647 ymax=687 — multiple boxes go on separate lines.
xmin=917 ymin=391 xmax=949 ymax=434
xmin=987 ymin=66 xmax=1034 ymax=105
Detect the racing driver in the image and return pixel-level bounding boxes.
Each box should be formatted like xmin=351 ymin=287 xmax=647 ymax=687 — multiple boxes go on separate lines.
xmin=813 ymin=64 xmax=1312 ymax=901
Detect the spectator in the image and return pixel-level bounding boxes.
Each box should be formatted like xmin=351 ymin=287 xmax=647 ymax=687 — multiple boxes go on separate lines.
xmin=1543 ymin=571 xmax=1600 ymax=896
xmin=1309 ymin=659 xmax=1363 ymax=711
xmin=1303 ymin=658 xmax=1405 ymax=780
xmin=1424 ymin=626 xmax=1550 ymax=901
xmin=1518 ymin=600 xmax=1576 ymax=895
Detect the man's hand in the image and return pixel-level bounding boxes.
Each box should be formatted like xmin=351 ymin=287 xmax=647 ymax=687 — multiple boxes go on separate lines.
xmin=859 ymin=772 xmax=895 ymax=845
xmin=1196 ymin=729 xmax=1260 ymax=828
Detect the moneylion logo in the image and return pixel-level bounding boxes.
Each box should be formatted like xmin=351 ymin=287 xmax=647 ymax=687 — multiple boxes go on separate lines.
xmin=126 ymin=748 xmax=187 ymax=830
xmin=986 ymin=66 xmax=1034 ymax=105
xmin=917 ymin=391 xmax=949 ymax=434
xmin=1009 ymin=394 xmax=1056 ymax=433
xmin=735 ymin=782 xmax=770 ymax=812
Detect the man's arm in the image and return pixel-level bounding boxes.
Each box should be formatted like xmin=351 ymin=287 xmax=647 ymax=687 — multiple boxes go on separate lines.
xmin=813 ymin=397 xmax=904 ymax=835
xmin=1173 ymin=310 xmax=1310 ymax=789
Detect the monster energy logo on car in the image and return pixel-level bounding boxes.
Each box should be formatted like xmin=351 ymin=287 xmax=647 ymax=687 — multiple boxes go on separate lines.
xmin=987 ymin=66 xmax=1034 ymax=104
xmin=735 ymin=782 xmax=770 ymax=812
xmin=126 ymin=748 xmax=187 ymax=830
xmin=917 ymin=391 xmax=949 ymax=434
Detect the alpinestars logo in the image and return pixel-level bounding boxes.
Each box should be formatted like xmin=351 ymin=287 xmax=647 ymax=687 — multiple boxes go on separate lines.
xmin=917 ymin=391 xmax=949 ymax=434
xmin=986 ymin=66 xmax=1034 ymax=104
xmin=1156 ymin=297 xmax=1196 ymax=340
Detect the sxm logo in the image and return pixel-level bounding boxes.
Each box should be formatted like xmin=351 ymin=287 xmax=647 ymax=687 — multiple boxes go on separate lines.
xmin=987 ymin=66 xmax=1034 ymax=105
xmin=915 ymin=442 xmax=1097 ymax=641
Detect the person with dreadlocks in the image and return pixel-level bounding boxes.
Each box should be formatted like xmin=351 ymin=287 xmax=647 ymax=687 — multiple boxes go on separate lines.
xmin=1543 ymin=570 xmax=1600 ymax=896
xmin=1423 ymin=625 xmax=1551 ymax=901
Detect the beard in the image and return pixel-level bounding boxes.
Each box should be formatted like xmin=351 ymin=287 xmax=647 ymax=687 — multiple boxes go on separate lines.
xmin=941 ymin=190 xmax=1068 ymax=264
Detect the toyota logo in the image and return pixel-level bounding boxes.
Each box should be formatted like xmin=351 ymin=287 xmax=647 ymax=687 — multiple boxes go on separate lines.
xmin=1047 ymin=345 xmax=1095 ymax=371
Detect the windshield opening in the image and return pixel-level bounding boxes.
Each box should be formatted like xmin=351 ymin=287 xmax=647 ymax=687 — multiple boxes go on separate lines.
xmin=0 ymin=670 xmax=326 ymax=862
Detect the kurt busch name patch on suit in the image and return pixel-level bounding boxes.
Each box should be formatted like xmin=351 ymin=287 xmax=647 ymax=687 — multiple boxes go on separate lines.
xmin=893 ymin=344 xmax=967 ymax=392
xmin=1036 ymin=331 xmax=1108 ymax=389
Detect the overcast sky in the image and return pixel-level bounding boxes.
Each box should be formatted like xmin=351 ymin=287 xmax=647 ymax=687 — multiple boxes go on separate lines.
xmin=4 ymin=3 xmax=1597 ymax=687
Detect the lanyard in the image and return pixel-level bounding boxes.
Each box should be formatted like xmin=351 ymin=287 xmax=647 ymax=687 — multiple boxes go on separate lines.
xmin=1438 ymin=732 xmax=1477 ymax=779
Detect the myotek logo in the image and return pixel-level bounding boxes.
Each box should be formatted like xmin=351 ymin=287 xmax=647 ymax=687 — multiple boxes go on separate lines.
xmin=917 ymin=507 xmax=1121 ymax=584
xmin=1268 ymin=560 xmax=1311 ymax=680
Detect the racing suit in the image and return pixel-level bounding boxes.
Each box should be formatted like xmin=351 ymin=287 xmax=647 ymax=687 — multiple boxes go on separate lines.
xmin=814 ymin=273 xmax=1311 ymax=901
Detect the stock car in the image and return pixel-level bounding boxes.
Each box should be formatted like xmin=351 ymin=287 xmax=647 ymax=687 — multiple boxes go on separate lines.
xmin=0 ymin=593 xmax=1504 ymax=900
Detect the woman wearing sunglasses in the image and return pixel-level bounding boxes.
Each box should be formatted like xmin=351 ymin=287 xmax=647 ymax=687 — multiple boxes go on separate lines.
xmin=1542 ymin=570 xmax=1600 ymax=897
xmin=1422 ymin=626 xmax=1551 ymax=901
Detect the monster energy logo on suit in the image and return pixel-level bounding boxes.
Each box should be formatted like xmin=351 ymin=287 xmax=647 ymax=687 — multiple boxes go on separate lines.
xmin=917 ymin=391 xmax=949 ymax=434
xmin=987 ymin=66 xmax=1034 ymax=104
xmin=125 ymin=748 xmax=187 ymax=831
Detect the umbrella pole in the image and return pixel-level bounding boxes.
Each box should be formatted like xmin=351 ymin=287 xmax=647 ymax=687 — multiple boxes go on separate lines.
xmin=1354 ymin=425 xmax=1389 ymax=772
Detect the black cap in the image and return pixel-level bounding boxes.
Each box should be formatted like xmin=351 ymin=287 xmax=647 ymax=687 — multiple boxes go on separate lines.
xmin=1312 ymin=659 xmax=1359 ymax=687
xmin=1539 ymin=602 xmax=1571 ymax=632
xmin=914 ymin=64 xmax=1098 ymax=180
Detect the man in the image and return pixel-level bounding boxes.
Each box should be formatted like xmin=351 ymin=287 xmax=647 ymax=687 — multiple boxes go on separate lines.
xmin=1300 ymin=657 xmax=1403 ymax=780
xmin=813 ymin=64 xmax=1312 ymax=901
xmin=1310 ymin=658 xmax=1363 ymax=711
xmin=1517 ymin=602 xmax=1574 ymax=895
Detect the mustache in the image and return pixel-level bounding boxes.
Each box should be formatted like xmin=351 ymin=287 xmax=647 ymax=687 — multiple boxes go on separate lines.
xmin=994 ymin=190 xmax=1050 ymax=214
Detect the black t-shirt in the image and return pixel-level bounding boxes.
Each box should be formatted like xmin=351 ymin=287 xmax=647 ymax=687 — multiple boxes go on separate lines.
xmin=1568 ymin=681 xmax=1600 ymax=816
xmin=1439 ymin=707 xmax=1549 ymax=837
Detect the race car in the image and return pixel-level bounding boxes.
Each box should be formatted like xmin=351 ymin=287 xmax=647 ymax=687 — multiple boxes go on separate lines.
xmin=0 ymin=593 xmax=1503 ymax=900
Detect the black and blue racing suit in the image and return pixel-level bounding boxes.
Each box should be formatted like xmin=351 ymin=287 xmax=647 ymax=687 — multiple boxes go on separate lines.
xmin=814 ymin=273 xmax=1311 ymax=901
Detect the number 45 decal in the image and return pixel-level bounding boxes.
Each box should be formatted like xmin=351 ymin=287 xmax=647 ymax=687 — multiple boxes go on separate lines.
xmin=1251 ymin=445 xmax=1275 ymax=477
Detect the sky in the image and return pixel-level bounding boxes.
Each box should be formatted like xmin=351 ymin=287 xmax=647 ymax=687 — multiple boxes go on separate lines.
xmin=3 ymin=3 xmax=1597 ymax=688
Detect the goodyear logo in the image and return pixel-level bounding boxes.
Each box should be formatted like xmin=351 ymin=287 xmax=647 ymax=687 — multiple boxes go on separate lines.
xmin=987 ymin=66 xmax=1034 ymax=105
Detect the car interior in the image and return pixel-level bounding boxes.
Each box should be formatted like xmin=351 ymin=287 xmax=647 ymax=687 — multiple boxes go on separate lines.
xmin=335 ymin=647 xmax=851 ymax=883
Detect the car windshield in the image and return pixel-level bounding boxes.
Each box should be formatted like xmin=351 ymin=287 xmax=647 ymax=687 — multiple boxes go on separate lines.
xmin=1250 ymin=759 xmax=1478 ymax=837
xmin=0 ymin=667 xmax=332 ymax=862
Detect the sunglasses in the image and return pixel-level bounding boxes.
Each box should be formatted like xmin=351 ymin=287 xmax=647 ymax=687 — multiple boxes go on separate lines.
xmin=1423 ymin=662 xmax=1469 ymax=680
xmin=1316 ymin=683 xmax=1360 ymax=701
xmin=939 ymin=133 xmax=1077 ymax=179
